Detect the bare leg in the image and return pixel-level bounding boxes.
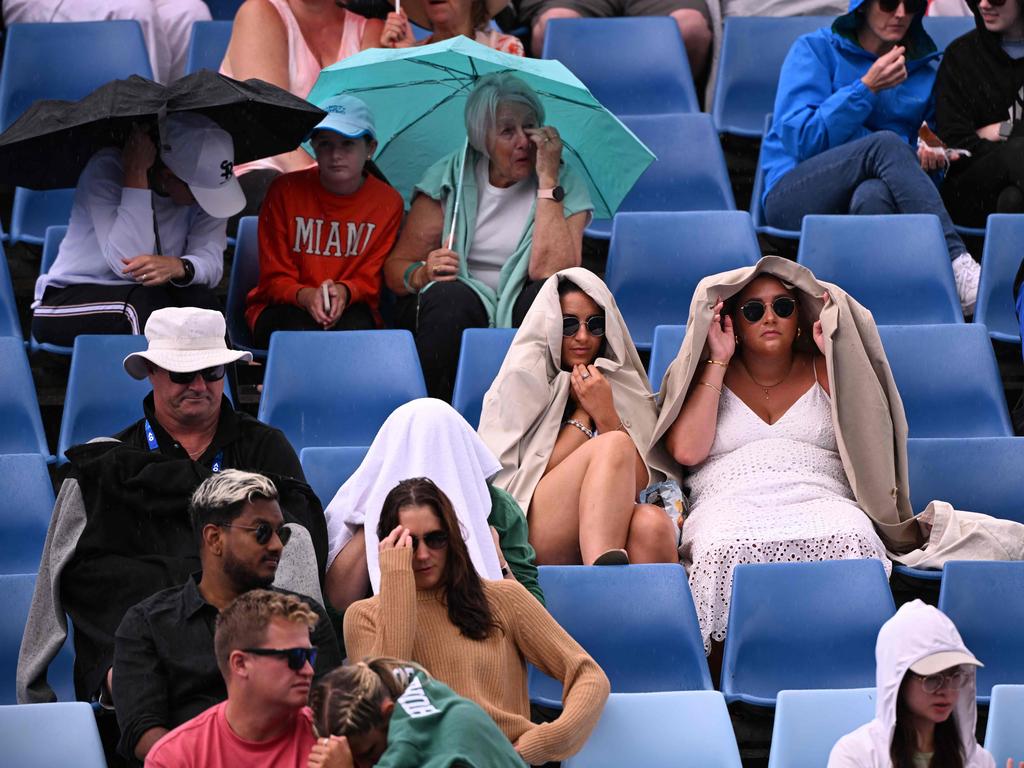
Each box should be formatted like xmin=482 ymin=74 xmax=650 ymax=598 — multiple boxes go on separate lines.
xmin=325 ymin=527 xmax=371 ymax=613
xmin=531 ymin=6 xmax=583 ymax=57
xmin=626 ymin=503 xmax=679 ymax=564
xmin=670 ymin=8 xmax=711 ymax=82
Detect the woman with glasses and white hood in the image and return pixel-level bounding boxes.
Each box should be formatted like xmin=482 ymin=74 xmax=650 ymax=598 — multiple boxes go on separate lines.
xmin=829 ymin=599 xmax=1009 ymax=768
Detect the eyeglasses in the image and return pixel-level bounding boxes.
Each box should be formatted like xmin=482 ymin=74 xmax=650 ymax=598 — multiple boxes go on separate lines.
xmin=242 ymin=646 xmax=318 ymax=671
xmin=562 ymin=315 xmax=606 ymax=337
xmin=167 ymin=365 xmax=226 ymax=385
xmin=877 ymin=0 xmax=927 ymax=14
xmin=409 ymin=531 xmax=449 ymax=551
xmin=739 ymin=297 xmax=797 ymax=323
xmin=979 ymin=0 xmax=1008 ymax=7
xmin=913 ymin=668 xmax=969 ymax=694
xmin=218 ymin=521 xmax=291 ymax=546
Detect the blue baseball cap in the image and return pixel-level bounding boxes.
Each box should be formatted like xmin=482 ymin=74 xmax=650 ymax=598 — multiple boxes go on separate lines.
xmin=312 ymin=94 xmax=376 ymax=140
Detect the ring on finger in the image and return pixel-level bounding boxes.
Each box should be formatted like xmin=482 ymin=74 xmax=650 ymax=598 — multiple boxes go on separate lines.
xmin=581 ymin=371 xmax=591 ymax=380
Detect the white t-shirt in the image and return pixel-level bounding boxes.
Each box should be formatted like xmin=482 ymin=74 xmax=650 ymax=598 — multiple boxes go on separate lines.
xmin=466 ymin=156 xmax=534 ymax=292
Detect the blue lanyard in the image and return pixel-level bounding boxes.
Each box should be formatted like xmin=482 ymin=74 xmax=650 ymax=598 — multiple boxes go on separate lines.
xmin=144 ymin=419 xmax=223 ymax=473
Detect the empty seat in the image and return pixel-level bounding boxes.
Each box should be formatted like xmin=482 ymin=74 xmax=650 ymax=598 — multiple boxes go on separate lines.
xmin=9 ymin=189 xmax=74 ymax=248
xmin=938 ymin=561 xmax=1024 ymax=704
xmin=0 ymin=241 xmax=22 ymax=341
xmin=721 ymin=560 xmax=895 ymax=707
xmin=225 ymin=216 xmax=266 ymax=358
xmin=648 ymin=324 xmax=687 ymax=392
xmin=0 ymin=702 xmax=105 ymax=766
xmin=451 ymin=328 xmax=517 ymax=429
xmin=0 ymin=455 xmax=55 ymax=575
xmin=768 ymin=688 xmax=876 ymax=768
xmin=185 ymin=20 xmax=232 ymax=75
xmin=258 ymin=330 xmax=428 ymax=454
xmin=541 ymin=17 xmax=698 ymax=117
xmin=299 ymin=446 xmax=370 ymax=509
xmin=878 ymin=325 xmax=1013 ymax=438
xmin=797 ymin=215 xmax=963 ymax=325
xmin=3 ymin=574 xmax=76 ymax=704
xmin=587 ymin=114 xmax=736 ymax=240
xmin=31 ymin=225 xmax=73 ymax=356
xmin=922 ymin=16 xmax=976 ymax=51
xmin=0 ymin=338 xmax=53 ymax=461
xmin=984 ymin=684 xmax=1024 ymax=766
xmin=606 ymin=212 xmax=759 ymax=350
xmin=974 ymin=214 xmax=1024 ymax=344
xmin=529 ymin=564 xmax=711 ymax=708
xmin=563 ymin=691 xmax=742 ymax=768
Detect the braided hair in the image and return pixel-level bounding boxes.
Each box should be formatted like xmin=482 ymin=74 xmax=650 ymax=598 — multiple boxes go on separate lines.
xmin=309 ymin=658 xmax=427 ymax=739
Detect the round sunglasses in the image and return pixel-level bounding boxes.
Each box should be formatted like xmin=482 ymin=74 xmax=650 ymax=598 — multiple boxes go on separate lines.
xmin=739 ymin=297 xmax=797 ymax=323
xmin=409 ymin=530 xmax=449 ymax=551
xmin=562 ymin=315 xmax=606 ymax=337
xmin=218 ymin=521 xmax=292 ymax=546
xmin=912 ymin=668 xmax=969 ymax=694
xmin=242 ymin=646 xmax=318 ymax=671
xmin=167 ymin=365 xmax=227 ymax=385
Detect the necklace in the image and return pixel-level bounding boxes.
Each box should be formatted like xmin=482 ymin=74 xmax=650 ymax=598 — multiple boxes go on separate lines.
xmin=741 ymin=356 xmax=796 ymax=401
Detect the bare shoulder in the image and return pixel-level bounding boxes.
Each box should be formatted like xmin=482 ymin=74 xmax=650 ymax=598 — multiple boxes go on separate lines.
xmin=231 ymin=0 xmax=287 ymax=39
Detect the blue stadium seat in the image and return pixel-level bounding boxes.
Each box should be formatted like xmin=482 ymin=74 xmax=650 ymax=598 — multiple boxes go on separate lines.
xmin=225 ymin=216 xmax=266 ymax=359
xmin=0 ymin=455 xmax=54 ymax=575
xmin=0 ymin=240 xmax=22 ymax=341
xmin=541 ymin=17 xmax=698 ymax=117
xmin=9 ymin=189 xmax=74 ymax=248
xmin=750 ymin=114 xmax=801 ymax=241
xmin=529 ymin=564 xmax=711 ymax=708
xmin=3 ymin=574 xmax=76 ymax=704
xmin=985 ymin=685 xmax=1024 ymax=766
xmin=29 ymin=226 xmax=74 ymax=356
xmin=797 ymin=215 xmax=963 ymax=325
xmin=721 ymin=560 xmax=895 ymax=707
xmin=451 ymin=328 xmax=517 ymax=429
xmin=975 ymin=214 xmax=1024 ymax=344
xmin=587 ymin=114 xmax=736 ymax=240
xmin=298 ymin=446 xmax=369 ymax=509
xmin=878 ymin=325 xmax=1013 ymax=438
xmin=563 ymin=691 xmax=742 ymax=768
xmin=258 ymin=331 xmax=428 ymax=453
xmin=606 ymin=212 xmax=759 ymax=351
xmin=938 ymin=561 xmax=1024 ymax=704
xmin=712 ymin=16 xmax=832 ymax=137
xmin=648 ymin=324 xmax=687 ymax=392
xmin=185 ymin=20 xmax=232 ymax=74
xmin=922 ymin=16 xmax=975 ymax=51
xmin=0 ymin=702 xmax=104 ymax=765
xmin=205 ymin=0 xmax=245 ymax=19
xmin=768 ymin=688 xmax=876 ymax=768
xmin=0 ymin=338 xmax=53 ymax=462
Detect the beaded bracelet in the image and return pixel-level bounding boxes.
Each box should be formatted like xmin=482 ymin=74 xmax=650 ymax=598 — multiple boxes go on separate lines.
xmin=402 ymin=261 xmax=426 ymax=293
xmin=563 ymin=418 xmax=595 ymax=439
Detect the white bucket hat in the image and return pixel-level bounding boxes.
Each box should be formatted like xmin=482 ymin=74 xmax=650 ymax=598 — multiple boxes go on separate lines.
xmin=123 ymin=307 xmax=252 ymax=380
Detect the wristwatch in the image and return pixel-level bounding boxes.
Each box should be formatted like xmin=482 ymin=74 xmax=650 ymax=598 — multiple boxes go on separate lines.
xmin=170 ymin=258 xmax=195 ymax=287
xmin=537 ymin=185 xmax=565 ymax=202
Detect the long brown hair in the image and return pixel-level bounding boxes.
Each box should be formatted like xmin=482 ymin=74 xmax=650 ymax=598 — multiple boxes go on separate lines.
xmin=890 ymin=674 xmax=964 ymax=768
xmin=377 ymin=478 xmax=496 ymax=640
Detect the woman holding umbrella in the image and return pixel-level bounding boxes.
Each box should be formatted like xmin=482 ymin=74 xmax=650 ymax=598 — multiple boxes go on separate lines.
xmin=384 ymin=72 xmax=593 ymax=401
xmin=380 ymin=0 xmax=525 ymax=54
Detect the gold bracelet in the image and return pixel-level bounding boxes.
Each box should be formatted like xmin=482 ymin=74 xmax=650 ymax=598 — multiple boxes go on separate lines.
xmin=705 ymin=359 xmax=728 ymax=368
xmin=698 ymin=381 xmax=722 ymax=395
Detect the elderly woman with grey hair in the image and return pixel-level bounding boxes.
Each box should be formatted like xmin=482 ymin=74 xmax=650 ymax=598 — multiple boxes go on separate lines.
xmin=384 ymin=72 xmax=593 ymax=401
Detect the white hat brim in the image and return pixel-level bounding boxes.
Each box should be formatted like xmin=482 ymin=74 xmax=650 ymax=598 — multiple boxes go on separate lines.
xmin=190 ymin=175 xmax=246 ymax=219
xmin=124 ymin=347 xmax=253 ymax=380
xmin=909 ymin=650 xmax=983 ymax=676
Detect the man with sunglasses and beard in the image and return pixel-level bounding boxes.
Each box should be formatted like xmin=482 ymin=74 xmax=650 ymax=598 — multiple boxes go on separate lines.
xmin=114 ymin=471 xmax=340 ymax=765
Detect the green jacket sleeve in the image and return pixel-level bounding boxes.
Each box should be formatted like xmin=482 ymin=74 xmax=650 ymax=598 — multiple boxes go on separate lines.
xmin=486 ymin=485 xmax=545 ymax=606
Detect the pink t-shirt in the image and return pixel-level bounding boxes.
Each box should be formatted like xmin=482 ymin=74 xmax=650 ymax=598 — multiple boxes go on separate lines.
xmin=144 ymin=702 xmax=316 ymax=768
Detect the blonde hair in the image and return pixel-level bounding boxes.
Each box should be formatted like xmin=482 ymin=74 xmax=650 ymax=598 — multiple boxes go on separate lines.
xmin=309 ymin=658 xmax=428 ymax=738
xmin=214 ymin=589 xmax=318 ymax=676
xmin=189 ymin=469 xmax=278 ymax=542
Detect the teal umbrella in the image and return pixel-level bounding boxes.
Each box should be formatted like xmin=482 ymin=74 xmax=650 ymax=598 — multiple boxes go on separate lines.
xmin=305 ymin=36 xmax=655 ymax=219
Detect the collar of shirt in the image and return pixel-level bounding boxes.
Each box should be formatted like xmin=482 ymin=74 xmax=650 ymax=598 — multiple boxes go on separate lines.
xmin=182 ymin=572 xmax=220 ymax=620
xmin=141 ymin=393 xmax=241 ymax=463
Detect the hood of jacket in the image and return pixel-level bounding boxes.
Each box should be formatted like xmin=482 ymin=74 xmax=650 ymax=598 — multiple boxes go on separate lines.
xmin=967 ymin=0 xmax=1024 ymax=58
xmin=832 ymin=0 xmax=939 ymax=61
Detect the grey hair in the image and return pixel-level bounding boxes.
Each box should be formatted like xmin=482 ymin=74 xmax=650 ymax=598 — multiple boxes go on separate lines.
xmin=189 ymin=469 xmax=279 ymax=541
xmin=464 ymin=73 xmax=545 ymax=157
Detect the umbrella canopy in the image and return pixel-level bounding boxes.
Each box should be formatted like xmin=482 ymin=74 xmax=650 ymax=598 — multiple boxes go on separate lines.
xmin=305 ymin=36 xmax=655 ymax=219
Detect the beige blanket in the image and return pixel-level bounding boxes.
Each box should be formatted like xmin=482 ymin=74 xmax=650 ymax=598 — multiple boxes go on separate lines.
xmin=893 ymin=502 xmax=1024 ymax=569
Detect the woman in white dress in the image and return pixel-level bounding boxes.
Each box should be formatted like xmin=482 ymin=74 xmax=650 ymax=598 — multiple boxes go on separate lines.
xmin=663 ymin=271 xmax=890 ymax=652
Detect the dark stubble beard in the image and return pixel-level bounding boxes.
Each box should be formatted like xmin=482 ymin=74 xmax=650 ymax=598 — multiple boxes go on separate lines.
xmin=222 ymin=551 xmax=276 ymax=593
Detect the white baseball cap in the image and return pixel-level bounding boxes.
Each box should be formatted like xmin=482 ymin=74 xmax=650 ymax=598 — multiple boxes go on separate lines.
xmin=160 ymin=112 xmax=245 ymax=219
xmin=909 ymin=650 xmax=983 ymax=676
xmin=312 ymin=94 xmax=376 ymax=140
xmin=124 ymin=307 xmax=252 ymax=380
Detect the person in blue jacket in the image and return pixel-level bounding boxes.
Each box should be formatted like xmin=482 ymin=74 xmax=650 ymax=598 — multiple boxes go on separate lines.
xmin=759 ymin=0 xmax=981 ymax=315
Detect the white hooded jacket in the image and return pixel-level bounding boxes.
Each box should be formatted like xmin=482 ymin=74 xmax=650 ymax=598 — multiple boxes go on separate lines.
xmin=829 ymin=600 xmax=995 ymax=768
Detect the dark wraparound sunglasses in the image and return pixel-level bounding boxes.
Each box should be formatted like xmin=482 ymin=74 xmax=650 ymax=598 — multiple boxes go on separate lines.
xmin=877 ymin=0 xmax=927 ymax=13
xmin=219 ymin=521 xmax=292 ymax=546
xmin=739 ymin=297 xmax=797 ymax=323
xmin=410 ymin=531 xmax=449 ymax=550
xmin=167 ymin=365 xmax=226 ymax=385
xmin=242 ymin=646 xmax=318 ymax=670
xmin=562 ymin=315 xmax=606 ymax=337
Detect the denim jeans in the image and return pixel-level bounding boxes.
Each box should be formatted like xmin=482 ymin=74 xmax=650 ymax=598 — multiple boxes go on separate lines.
xmin=763 ymin=131 xmax=967 ymax=259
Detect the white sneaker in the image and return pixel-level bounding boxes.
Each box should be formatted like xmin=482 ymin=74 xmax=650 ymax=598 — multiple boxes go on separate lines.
xmin=952 ymin=253 xmax=980 ymax=316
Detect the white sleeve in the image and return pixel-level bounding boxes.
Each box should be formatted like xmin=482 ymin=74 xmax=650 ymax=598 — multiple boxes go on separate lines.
xmin=82 ymin=153 xmax=157 ymax=276
xmin=181 ymin=209 xmax=227 ymax=288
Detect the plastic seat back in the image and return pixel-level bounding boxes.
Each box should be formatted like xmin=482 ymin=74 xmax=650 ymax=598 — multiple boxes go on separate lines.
xmin=721 ymin=560 xmax=895 ymax=707
xmin=451 ymin=328 xmax=517 ymax=429
xmin=30 ymin=226 xmax=74 ymax=356
xmin=0 ymin=455 xmax=55 ymax=575
xmin=985 ymin=685 xmax=1024 ymax=765
xmin=878 ymin=325 xmax=1012 ymax=438
xmin=750 ymin=113 xmax=801 ymax=240
xmin=648 ymin=324 xmax=687 ymax=392
xmin=9 ymin=189 xmax=74 ymax=247
xmin=975 ymin=214 xmax=1024 ymax=343
xmin=0 ymin=702 xmax=105 ymax=766
xmin=225 ymin=216 xmax=265 ymax=357
xmin=606 ymin=212 xmax=758 ymax=350
xmin=0 ymin=241 xmax=22 ymax=340
xmin=2 ymin=574 xmax=76 ymax=704
xmin=185 ymin=20 xmax=232 ymax=74
xmin=768 ymin=688 xmax=877 ymax=768
xmin=541 ymin=17 xmax=698 ymax=117
xmin=922 ymin=16 xmax=976 ymax=51
xmin=797 ymin=215 xmax=962 ymax=325
xmin=299 ymin=446 xmax=370 ymax=509
xmin=205 ymin=0 xmax=246 ymax=19
xmin=563 ymin=691 xmax=742 ymax=768
xmin=938 ymin=561 xmax=1024 ymax=704
xmin=258 ymin=331 xmax=427 ymax=453
xmin=0 ymin=338 xmax=52 ymax=461
xmin=529 ymin=564 xmax=711 ymax=708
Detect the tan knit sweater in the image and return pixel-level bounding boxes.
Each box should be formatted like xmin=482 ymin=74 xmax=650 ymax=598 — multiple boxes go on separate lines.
xmin=344 ymin=548 xmax=610 ymax=764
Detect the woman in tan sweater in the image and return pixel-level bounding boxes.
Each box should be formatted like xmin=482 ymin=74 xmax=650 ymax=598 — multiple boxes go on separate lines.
xmin=343 ymin=477 xmax=609 ymax=766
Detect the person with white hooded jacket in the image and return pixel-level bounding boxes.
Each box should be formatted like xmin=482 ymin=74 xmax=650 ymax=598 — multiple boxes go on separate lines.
xmin=829 ymin=599 xmax=1005 ymax=768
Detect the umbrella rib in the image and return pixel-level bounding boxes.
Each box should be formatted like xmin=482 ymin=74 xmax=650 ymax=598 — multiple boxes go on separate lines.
xmin=374 ymin=79 xmax=480 ymax=157
xmin=561 ymin=140 xmax=612 ymax=217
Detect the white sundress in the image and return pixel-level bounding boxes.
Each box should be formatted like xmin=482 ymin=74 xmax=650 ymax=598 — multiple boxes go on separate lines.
xmin=682 ymin=380 xmax=891 ymax=652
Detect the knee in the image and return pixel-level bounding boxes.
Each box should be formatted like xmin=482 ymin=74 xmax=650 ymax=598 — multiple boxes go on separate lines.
xmin=419 ymin=281 xmax=484 ymax=323
xmin=629 ymin=504 xmax=678 ymax=544
xmin=866 ymin=130 xmax=915 ymax=160
xmin=1001 ymin=138 xmax=1024 ymax=176
xmin=533 ymin=7 xmax=581 ymax=43
xmin=671 ymin=9 xmax=711 ymax=47
xmin=590 ymin=430 xmax=637 ymax=465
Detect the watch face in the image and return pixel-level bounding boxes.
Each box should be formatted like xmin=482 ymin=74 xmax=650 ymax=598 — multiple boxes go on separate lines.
xmin=552 ymin=185 xmax=565 ymax=202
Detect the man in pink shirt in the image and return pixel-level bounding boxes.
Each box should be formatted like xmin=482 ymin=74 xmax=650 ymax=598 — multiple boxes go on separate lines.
xmin=144 ymin=590 xmax=320 ymax=768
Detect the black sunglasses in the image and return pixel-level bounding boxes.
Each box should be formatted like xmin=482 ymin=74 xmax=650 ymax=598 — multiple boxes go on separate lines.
xmin=242 ymin=646 xmax=318 ymax=671
xmin=739 ymin=297 xmax=797 ymax=323
xmin=410 ymin=531 xmax=449 ymax=551
xmin=877 ymin=0 xmax=927 ymax=13
xmin=219 ymin=521 xmax=292 ymax=546
xmin=167 ymin=365 xmax=226 ymax=385
xmin=562 ymin=315 xmax=606 ymax=337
